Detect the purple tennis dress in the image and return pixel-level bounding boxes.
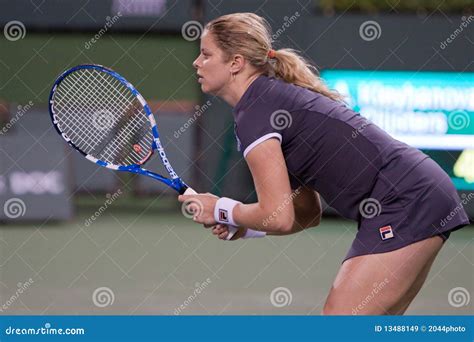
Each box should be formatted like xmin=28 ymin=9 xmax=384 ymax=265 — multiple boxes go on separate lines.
xmin=233 ymin=75 xmax=470 ymax=261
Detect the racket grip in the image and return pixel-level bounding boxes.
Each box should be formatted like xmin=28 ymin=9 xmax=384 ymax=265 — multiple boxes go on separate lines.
xmin=183 ymin=187 xmax=238 ymax=240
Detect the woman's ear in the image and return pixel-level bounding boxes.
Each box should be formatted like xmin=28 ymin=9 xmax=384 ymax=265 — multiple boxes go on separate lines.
xmin=229 ymin=54 xmax=245 ymax=75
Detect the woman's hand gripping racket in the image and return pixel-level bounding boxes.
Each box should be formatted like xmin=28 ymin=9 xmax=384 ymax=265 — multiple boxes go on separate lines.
xmin=49 ymin=64 xmax=237 ymax=239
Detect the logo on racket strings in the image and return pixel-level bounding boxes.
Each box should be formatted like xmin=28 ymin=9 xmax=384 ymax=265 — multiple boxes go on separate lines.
xmin=133 ymin=144 xmax=142 ymax=154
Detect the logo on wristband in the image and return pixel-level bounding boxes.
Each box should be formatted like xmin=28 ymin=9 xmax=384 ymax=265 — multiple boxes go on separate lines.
xmin=219 ymin=209 xmax=229 ymax=222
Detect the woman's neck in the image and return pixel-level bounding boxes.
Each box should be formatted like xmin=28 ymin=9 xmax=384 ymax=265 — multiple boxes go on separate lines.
xmin=218 ymin=73 xmax=261 ymax=107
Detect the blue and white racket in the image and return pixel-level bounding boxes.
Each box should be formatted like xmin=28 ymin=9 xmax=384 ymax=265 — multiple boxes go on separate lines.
xmin=49 ymin=64 xmax=237 ymax=239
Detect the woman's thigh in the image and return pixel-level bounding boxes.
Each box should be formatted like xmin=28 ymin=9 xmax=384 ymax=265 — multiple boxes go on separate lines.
xmin=322 ymin=235 xmax=444 ymax=315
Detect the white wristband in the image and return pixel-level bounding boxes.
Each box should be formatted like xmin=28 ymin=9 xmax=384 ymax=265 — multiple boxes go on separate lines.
xmin=214 ymin=197 xmax=241 ymax=226
xmin=242 ymin=229 xmax=266 ymax=239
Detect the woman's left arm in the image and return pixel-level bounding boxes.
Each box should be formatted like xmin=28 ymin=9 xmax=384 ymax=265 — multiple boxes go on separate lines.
xmin=233 ymin=138 xmax=320 ymax=234
xmin=178 ymin=138 xmax=321 ymax=234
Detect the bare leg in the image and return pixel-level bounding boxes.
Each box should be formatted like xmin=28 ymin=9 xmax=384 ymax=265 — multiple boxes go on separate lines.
xmin=322 ymin=236 xmax=443 ymax=315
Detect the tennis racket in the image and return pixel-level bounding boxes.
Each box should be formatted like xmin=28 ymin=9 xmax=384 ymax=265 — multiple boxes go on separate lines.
xmin=49 ymin=64 xmax=237 ymax=239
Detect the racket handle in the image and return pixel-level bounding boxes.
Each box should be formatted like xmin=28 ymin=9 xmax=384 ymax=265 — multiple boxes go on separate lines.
xmin=183 ymin=187 xmax=238 ymax=240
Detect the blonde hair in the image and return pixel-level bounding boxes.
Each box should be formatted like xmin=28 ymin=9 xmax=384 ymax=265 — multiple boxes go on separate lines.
xmin=205 ymin=13 xmax=342 ymax=101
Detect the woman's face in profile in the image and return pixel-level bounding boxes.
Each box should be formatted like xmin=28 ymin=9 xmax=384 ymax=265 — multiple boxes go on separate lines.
xmin=193 ymin=31 xmax=232 ymax=95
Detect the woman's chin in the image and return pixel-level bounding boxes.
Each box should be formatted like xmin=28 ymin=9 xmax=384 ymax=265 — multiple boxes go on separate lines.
xmin=200 ymin=84 xmax=215 ymax=95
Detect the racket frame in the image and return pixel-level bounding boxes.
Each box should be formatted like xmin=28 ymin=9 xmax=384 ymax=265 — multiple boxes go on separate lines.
xmin=49 ymin=64 xmax=188 ymax=194
xmin=49 ymin=64 xmax=239 ymax=239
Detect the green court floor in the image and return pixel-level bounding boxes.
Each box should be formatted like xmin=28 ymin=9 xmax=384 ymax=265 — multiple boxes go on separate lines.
xmin=0 ymin=205 xmax=472 ymax=315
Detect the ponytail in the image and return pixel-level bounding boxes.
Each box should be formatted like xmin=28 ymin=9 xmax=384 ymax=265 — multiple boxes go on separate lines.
xmin=269 ymin=48 xmax=342 ymax=101
xmin=206 ymin=13 xmax=342 ymax=101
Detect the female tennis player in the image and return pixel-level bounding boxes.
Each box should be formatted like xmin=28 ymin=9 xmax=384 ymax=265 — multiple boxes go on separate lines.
xmin=178 ymin=13 xmax=470 ymax=315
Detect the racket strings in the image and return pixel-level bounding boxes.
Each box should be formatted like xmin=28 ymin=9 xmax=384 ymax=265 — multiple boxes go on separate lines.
xmin=56 ymin=68 xmax=148 ymax=160
xmin=53 ymin=68 xmax=153 ymax=166
xmin=57 ymin=77 xmax=113 ymax=151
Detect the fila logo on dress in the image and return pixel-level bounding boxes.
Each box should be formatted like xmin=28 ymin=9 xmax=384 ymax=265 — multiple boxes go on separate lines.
xmin=379 ymin=225 xmax=394 ymax=240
